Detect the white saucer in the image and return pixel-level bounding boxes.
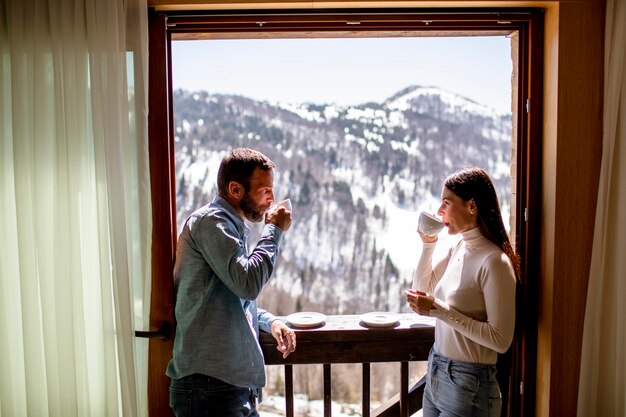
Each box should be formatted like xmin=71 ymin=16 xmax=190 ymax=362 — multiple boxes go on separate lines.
xmin=360 ymin=312 xmax=399 ymax=328
xmin=286 ymin=312 xmax=327 ymax=328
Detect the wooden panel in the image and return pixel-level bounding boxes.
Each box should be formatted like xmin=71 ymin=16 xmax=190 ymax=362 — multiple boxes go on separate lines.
xmin=494 ymin=12 xmax=544 ymax=417
xmin=147 ymin=12 xmax=176 ymax=417
xmin=536 ymin=6 xmax=558 ymax=415
xmin=549 ymin=2 xmax=604 ymax=416
xmin=149 ymin=0 xmax=559 ymax=11
xmin=537 ymin=2 xmax=605 ymax=417
xmin=165 ymin=11 xmax=531 ymax=40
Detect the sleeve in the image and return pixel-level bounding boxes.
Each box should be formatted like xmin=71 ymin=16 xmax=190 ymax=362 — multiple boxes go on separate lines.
xmin=412 ymin=241 xmax=452 ymax=293
xmin=191 ymin=212 xmax=284 ymax=300
xmin=257 ymin=308 xmax=277 ymax=333
xmin=430 ymin=252 xmax=517 ymax=353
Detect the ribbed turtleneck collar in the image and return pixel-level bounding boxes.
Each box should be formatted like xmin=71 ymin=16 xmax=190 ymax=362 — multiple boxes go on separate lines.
xmin=461 ymin=227 xmax=488 ymax=251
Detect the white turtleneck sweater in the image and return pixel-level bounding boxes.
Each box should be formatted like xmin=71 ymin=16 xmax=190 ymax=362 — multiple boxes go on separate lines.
xmin=413 ymin=227 xmax=516 ymax=365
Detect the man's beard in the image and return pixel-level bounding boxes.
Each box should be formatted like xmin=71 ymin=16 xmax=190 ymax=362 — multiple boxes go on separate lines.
xmin=239 ymin=192 xmax=265 ymax=222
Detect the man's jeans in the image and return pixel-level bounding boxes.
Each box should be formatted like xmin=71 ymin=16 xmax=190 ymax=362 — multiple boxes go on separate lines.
xmin=422 ymin=348 xmax=502 ymax=417
xmin=169 ymin=374 xmax=259 ymax=417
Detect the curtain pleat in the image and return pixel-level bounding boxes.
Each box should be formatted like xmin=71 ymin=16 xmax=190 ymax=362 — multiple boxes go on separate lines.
xmin=0 ymin=0 xmax=150 ymax=415
xmin=578 ymin=0 xmax=626 ymax=415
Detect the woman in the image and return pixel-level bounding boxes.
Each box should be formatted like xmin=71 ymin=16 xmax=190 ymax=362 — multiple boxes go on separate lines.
xmin=406 ymin=166 xmax=519 ymax=417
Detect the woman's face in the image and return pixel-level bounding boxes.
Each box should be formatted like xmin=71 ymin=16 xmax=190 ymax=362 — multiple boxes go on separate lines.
xmin=437 ymin=186 xmax=477 ymax=235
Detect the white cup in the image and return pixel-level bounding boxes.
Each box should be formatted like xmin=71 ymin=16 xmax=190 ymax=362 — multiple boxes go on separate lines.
xmin=275 ymin=198 xmax=292 ymax=212
xmin=418 ymin=211 xmax=444 ymax=237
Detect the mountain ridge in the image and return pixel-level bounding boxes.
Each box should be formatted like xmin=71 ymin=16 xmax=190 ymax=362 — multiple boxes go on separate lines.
xmin=173 ymin=85 xmax=513 ymax=315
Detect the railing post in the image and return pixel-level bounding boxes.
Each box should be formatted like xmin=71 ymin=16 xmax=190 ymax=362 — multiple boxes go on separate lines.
xmin=363 ymin=363 xmax=371 ymax=417
xmin=324 ymin=364 xmax=332 ymax=417
xmin=400 ymin=362 xmax=409 ymax=417
xmin=285 ymin=364 xmax=294 ymax=417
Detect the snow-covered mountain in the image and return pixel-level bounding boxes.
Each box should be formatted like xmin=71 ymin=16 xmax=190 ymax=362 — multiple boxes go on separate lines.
xmin=173 ymin=85 xmax=513 ymax=315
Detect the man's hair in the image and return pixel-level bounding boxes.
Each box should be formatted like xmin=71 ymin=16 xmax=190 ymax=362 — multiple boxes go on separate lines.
xmin=217 ymin=148 xmax=275 ymax=196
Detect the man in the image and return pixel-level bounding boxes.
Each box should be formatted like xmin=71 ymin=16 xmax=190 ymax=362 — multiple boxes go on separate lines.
xmin=167 ymin=148 xmax=296 ymax=417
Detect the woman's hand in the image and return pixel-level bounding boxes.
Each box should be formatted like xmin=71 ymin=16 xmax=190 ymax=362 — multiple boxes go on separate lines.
xmin=270 ymin=320 xmax=296 ymax=358
xmin=405 ymin=289 xmax=436 ymax=316
xmin=417 ymin=229 xmax=438 ymax=244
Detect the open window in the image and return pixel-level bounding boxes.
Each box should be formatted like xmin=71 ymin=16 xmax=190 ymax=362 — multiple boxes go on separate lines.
xmin=146 ymin=8 xmax=543 ymax=417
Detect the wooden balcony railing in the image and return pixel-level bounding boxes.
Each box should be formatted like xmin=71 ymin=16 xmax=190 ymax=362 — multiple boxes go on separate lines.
xmin=260 ymin=313 xmax=435 ymax=417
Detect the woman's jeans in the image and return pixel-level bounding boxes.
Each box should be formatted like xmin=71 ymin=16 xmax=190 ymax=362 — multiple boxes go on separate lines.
xmin=423 ymin=348 xmax=502 ymax=417
xmin=169 ymin=374 xmax=259 ymax=417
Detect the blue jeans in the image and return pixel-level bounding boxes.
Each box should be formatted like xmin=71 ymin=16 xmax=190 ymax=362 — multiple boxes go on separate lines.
xmin=169 ymin=374 xmax=259 ymax=417
xmin=423 ymin=349 xmax=502 ymax=417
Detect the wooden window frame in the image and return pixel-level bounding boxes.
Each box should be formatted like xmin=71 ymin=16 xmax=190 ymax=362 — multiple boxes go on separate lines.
xmin=146 ymin=8 xmax=544 ymax=417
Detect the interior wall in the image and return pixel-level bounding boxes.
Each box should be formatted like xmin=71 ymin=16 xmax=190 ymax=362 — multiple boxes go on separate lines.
xmin=148 ymin=1 xmax=607 ymax=417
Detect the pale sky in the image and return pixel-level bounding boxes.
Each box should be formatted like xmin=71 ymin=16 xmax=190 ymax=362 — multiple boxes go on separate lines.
xmin=172 ymin=36 xmax=513 ymax=114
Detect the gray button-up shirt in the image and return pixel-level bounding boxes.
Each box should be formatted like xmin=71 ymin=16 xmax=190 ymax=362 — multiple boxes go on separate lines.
xmin=166 ymin=196 xmax=283 ymax=388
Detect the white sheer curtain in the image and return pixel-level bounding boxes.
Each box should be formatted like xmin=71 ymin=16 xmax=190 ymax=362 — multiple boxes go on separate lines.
xmin=578 ymin=0 xmax=626 ymax=415
xmin=0 ymin=0 xmax=151 ymax=416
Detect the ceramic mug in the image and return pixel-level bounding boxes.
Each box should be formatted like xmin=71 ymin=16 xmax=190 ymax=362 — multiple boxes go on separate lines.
xmin=418 ymin=211 xmax=444 ymax=237
xmin=275 ymin=198 xmax=292 ymax=212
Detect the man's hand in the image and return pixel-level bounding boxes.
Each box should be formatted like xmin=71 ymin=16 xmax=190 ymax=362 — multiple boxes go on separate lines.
xmin=265 ymin=205 xmax=292 ymax=232
xmin=271 ymin=320 xmax=296 ymax=358
xmin=405 ymin=289 xmax=436 ymax=316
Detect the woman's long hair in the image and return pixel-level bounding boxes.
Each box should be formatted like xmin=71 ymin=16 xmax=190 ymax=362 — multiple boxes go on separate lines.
xmin=444 ymin=166 xmax=521 ymax=280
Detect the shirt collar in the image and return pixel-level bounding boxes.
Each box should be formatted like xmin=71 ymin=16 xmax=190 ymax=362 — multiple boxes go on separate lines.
xmin=461 ymin=227 xmax=488 ymax=250
xmin=212 ymin=195 xmax=250 ymax=236
xmin=213 ymin=195 xmax=242 ymax=219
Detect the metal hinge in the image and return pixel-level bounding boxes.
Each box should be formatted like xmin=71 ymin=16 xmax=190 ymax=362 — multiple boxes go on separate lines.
xmin=526 ymin=99 xmax=530 ymax=113
xmin=520 ymin=381 xmax=524 ymax=395
xmin=524 ymin=207 xmax=528 ymax=222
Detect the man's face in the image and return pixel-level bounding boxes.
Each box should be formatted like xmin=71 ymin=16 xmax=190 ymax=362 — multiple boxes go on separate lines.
xmin=239 ymin=167 xmax=275 ymax=222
